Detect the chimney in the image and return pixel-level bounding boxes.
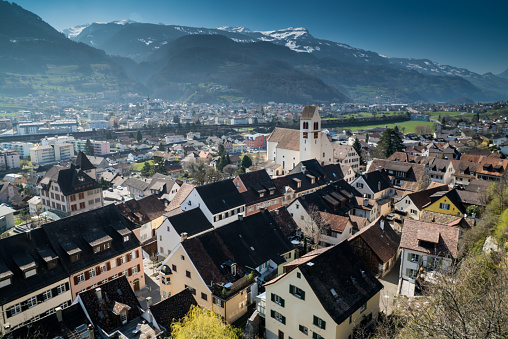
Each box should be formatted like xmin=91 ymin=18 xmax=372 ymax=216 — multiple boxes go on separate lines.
xmin=95 ymin=287 xmax=102 ymax=302
xmin=146 ymin=296 xmax=152 ymax=307
xmin=363 ymin=198 xmax=368 ymax=207
xmin=377 ymin=166 xmax=382 ymax=171
xmin=301 ymin=166 xmax=306 ymax=174
xmin=88 ymin=324 xmax=95 ymax=339
xmin=3 ymin=323 xmax=11 ymax=335
xmin=180 ymin=232 xmax=188 ymax=242
xmin=55 ymin=307 xmax=63 ymax=322
xmin=380 ymin=219 xmax=384 ymax=231
xmin=26 ymin=230 xmax=31 ymax=241
xmin=238 ymin=214 xmax=244 ymax=221
xmin=378 ymin=181 xmax=381 ymax=191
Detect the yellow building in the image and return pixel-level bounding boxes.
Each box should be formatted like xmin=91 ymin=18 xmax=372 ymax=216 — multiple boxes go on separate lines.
xmin=422 ymin=189 xmax=465 ymax=217
xmin=263 ymin=242 xmax=382 ymax=339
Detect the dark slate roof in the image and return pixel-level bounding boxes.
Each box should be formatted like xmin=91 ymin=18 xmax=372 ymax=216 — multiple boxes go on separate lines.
xmin=270 ymin=207 xmax=298 ymax=237
xmin=0 ymin=228 xmax=69 ymax=305
xmin=116 ymin=195 xmax=166 ymax=225
xmin=182 ymin=210 xmax=294 ymax=286
xmin=275 ymin=161 xmax=344 ymax=195
xmin=75 ymin=151 xmax=95 ymax=171
xmin=360 ymin=170 xmax=392 ymax=193
xmin=348 ymin=217 xmax=400 ymax=263
xmin=122 ymin=177 xmax=150 ymax=192
xmin=405 ymin=184 xmax=449 ymax=209
xmin=150 ymin=289 xmax=198 ymax=332
xmin=78 ymin=276 xmax=142 ymax=333
xmin=238 ymin=170 xmax=282 ymax=205
xmin=166 ymin=208 xmax=213 ymax=237
xmin=195 ymin=179 xmax=245 ymax=215
xmin=42 ymin=205 xmax=140 ymax=275
xmin=39 ymin=163 xmax=101 ymax=196
xmin=292 ymin=242 xmax=383 ymax=325
xmin=295 ymin=180 xmax=361 ymax=216
xmin=8 ymin=303 xmax=91 ymax=339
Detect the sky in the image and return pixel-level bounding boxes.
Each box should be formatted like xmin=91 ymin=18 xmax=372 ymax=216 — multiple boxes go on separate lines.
xmin=13 ymin=0 xmax=508 ymax=75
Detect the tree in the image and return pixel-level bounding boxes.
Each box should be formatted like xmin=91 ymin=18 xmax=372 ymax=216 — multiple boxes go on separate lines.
xmin=218 ymin=144 xmax=225 ymax=156
xmin=241 ymin=155 xmax=253 ymax=168
xmin=466 ymin=205 xmax=481 ymax=218
xmin=392 ymin=252 xmax=508 ymax=339
xmin=158 ymin=142 xmax=165 ymax=151
xmin=136 ymin=130 xmax=143 ymax=143
xmin=365 ymin=133 xmax=369 ymax=143
xmin=171 ymin=305 xmax=241 ymax=339
xmin=105 ymin=130 xmax=113 ymax=140
xmin=373 ymin=128 xmax=404 ymax=158
xmin=84 ymin=139 xmax=94 ymax=156
xmin=223 ymin=164 xmax=238 ymax=176
xmin=129 ymin=132 xmax=134 ymax=139
xmin=300 ymin=204 xmax=330 ymax=249
xmin=173 ymin=116 xmax=180 ymax=124
xmin=352 ymin=138 xmax=365 ymax=166
xmin=113 ymin=121 xmax=119 ymax=129
xmin=187 ymin=159 xmax=207 ymax=186
xmin=152 ymin=157 xmax=167 ymax=175
xmin=415 ymin=125 xmax=433 ymax=136
xmin=141 ymin=162 xmax=152 ymax=177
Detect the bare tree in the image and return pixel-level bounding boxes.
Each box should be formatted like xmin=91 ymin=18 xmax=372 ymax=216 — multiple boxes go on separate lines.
xmin=299 ymin=204 xmax=330 ymax=248
xmin=223 ymin=164 xmax=238 ymax=176
xmin=391 ymin=252 xmax=508 ymax=339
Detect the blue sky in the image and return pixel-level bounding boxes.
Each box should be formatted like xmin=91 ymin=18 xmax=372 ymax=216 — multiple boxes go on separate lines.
xmin=14 ymin=0 xmax=508 ymax=75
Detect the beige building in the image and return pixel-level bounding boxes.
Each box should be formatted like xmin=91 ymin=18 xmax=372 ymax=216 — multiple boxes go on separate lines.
xmin=333 ymin=144 xmax=360 ymax=170
xmin=263 ymin=242 xmax=382 ymax=339
xmin=38 ymin=163 xmax=103 ymax=216
xmin=159 ymin=210 xmax=295 ymax=323
xmin=30 ymin=143 xmax=74 ymax=165
xmin=0 ymin=228 xmax=72 ymax=335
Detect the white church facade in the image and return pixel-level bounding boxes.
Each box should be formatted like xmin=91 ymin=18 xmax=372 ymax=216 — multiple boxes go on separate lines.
xmin=267 ymin=106 xmax=334 ymax=175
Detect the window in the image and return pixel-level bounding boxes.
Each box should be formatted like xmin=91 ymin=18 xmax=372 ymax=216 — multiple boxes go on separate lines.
xmin=299 ymin=325 xmax=308 ymax=335
xmin=313 ymin=315 xmax=326 ymax=329
xmin=271 ymin=293 xmax=285 ymax=307
xmin=78 ymin=193 xmax=84 ymax=199
xmin=360 ymin=302 xmax=367 ymax=313
xmin=297 ymin=272 xmax=301 ymax=279
xmin=88 ymin=199 xmax=94 ymax=205
xmin=79 ymin=202 xmax=85 ymax=209
xmin=181 ymin=255 xmax=185 ymax=261
xmin=71 ymin=204 xmax=77 ymax=211
xmin=440 ymin=203 xmax=450 ymax=210
xmin=186 ymin=270 xmax=191 ymax=278
xmin=56 ymin=283 xmax=67 ymax=295
xmin=89 ymin=268 xmax=96 ymax=278
xmin=270 ymin=310 xmax=286 ymax=324
xmin=312 ymin=334 xmax=325 ymax=339
xmin=102 ymin=279 xmax=108 ymax=284
xmin=95 ymin=198 xmax=101 ymax=204
xmin=27 ymin=296 xmax=37 ymax=308
xmin=119 ymin=256 xmax=124 ymax=265
xmin=409 ymin=253 xmax=420 ymax=263
xmin=123 ymin=235 xmax=130 ymax=242
xmin=7 ymin=304 xmax=21 ymax=317
xmin=172 ymin=264 xmax=177 ymax=272
xmin=77 ymin=273 xmax=85 ymax=283
xmin=42 ymin=289 xmax=52 ymax=301
xmin=356 ymin=182 xmax=364 ymax=188
xmin=132 ymin=266 xmax=138 ymax=274
xmin=289 ymin=284 xmax=305 ymax=300
xmin=201 ymin=292 xmax=208 ymax=301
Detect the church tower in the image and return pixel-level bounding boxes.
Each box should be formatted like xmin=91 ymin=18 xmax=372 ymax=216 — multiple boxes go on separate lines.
xmin=299 ymin=106 xmax=322 ymax=162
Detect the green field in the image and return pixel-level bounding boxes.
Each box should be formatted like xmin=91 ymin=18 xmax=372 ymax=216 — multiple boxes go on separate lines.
xmin=344 ymin=120 xmax=436 ymax=133
xmin=130 ymin=160 xmax=154 ymax=172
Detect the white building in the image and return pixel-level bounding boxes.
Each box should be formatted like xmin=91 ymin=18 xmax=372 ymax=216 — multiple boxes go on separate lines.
xmin=267 ymin=106 xmax=334 ymax=174
xmin=0 ymin=142 xmax=34 ymax=158
xmin=30 ymin=143 xmax=74 ymax=165
xmin=89 ymin=120 xmax=109 ymax=130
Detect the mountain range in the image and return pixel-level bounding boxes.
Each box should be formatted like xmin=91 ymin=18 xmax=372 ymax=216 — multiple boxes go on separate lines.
xmin=1 ymin=0 xmax=507 ymax=104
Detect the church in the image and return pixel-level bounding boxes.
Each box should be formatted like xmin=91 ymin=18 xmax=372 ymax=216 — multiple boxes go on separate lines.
xmin=267 ymin=106 xmax=334 ymax=175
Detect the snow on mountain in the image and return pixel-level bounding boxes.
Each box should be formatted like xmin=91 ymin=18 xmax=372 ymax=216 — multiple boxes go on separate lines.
xmin=62 ymin=24 xmax=89 ymax=39
xmin=217 ymin=26 xmax=251 ymax=33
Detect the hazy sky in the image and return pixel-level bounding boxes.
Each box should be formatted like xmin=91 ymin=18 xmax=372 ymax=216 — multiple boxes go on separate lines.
xmin=14 ymin=0 xmax=508 ymax=75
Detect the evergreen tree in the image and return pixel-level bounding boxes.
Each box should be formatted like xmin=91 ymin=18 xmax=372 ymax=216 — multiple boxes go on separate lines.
xmin=365 ymin=133 xmax=369 ymax=143
xmin=241 ymin=155 xmax=253 ymax=168
xmin=136 ymin=130 xmax=142 ymax=143
xmin=374 ymin=128 xmax=404 ymax=158
xmin=218 ymin=144 xmax=225 ymax=156
xmin=105 ymin=130 xmax=113 ymax=140
xmin=84 ymin=139 xmax=94 ymax=156
xmin=153 ymin=157 xmax=167 ymax=175
xmin=129 ymin=132 xmax=134 ymax=139
xmin=173 ymin=116 xmax=180 ymax=124
xmin=352 ymin=138 xmax=365 ymax=166
xmin=141 ymin=162 xmax=152 ymax=177
xmin=226 ymin=153 xmax=231 ymax=166
xmin=158 ymin=142 xmax=165 ymax=151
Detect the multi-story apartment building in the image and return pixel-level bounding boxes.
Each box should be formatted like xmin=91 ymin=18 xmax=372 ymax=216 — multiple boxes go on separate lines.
xmin=0 ymin=142 xmax=34 ymax=158
xmin=70 ymin=140 xmax=111 ymax=156
xmin=0 ymin=228 xmax=73 ymax=335
xmin=42 ymin=205 xmax=145 ymax=299
xmin=30 ymin=143 xmax=74 ymax=165
xmin=333 ymin=144 xmax=360 ymax=170
xmin=244 ymin=133 xmax=269 ymax=149
xmin=17 ymin=122 xmax=45 ymax=135
xmin=38 ymin=163 xmax=103 ymax=216
xmin=0 ymin=151 xmax=20 ymax=170
xmin=40 ymin=135 xmax=75 ymax=146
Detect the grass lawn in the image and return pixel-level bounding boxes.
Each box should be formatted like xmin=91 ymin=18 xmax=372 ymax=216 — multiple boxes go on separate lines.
xmin=344 ymin=120 xmax=436 ymax=133
xmin=130 ymin=160 xmax=154 ymax=172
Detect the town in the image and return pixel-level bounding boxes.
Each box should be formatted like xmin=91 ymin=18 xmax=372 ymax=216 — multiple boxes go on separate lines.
xmin=0 ymin=102 xmax=506 ymax=339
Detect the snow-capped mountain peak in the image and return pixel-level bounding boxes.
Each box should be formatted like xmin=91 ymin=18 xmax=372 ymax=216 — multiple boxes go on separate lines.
xmin=217 ymin=26 xmax=251 ymax=33
xmin=62 ymin=24 xmax=89 ymax=38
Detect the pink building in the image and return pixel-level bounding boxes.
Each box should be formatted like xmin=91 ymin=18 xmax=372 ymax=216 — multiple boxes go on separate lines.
xmin=93 ymin=141 xmax=110 ymax=155
xmin=244 ymin=133 xmax=269 ymax=149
